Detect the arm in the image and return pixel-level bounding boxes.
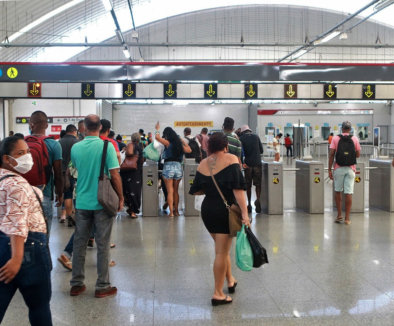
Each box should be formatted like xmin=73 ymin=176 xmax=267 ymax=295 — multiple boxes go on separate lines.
xmin=154 ymin=121 xmax=170 ymax=147
xmin=356 ymin=150 xmax=360 ymax=158
xmin=328 ymin=149 xmax=335 ymax=180
xmin=53 ymin=159 xmax=64 ymax=206
xmin=0 ymin=235 xmax=24 ymax=284
xmin=233 ymin=189 xmax=250 ymax=227
xmin=182 ymin=138 xmax=192 ymax=153
xmin=109 ymin=169 xmax=124 ymax=211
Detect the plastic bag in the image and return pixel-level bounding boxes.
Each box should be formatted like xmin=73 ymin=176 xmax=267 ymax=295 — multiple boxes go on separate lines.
xmin=194 ymin=195 xmax=205 ymax=211
xmin=245 ymin=227 xmax=269 ymax=268
xmin=153 ymin=139 xmax=165 ymax=155
xmin=235 ymin=225 xmax=253 ymax=271
xmin=143 ymin=143 xmax=161 ymax=162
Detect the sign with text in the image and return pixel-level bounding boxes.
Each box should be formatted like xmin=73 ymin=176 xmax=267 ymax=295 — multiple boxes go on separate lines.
xmin=174 ymin=121 xmax=213 ymax=128
xmin=51 ymin=125 xmax=62 ymax=132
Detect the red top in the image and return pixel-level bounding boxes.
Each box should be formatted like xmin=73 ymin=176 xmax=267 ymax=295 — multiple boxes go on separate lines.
xmin=100 ymin=136 xmax=120 ymax=153
xmin=284 ymin=136 xmax=292 ymax=146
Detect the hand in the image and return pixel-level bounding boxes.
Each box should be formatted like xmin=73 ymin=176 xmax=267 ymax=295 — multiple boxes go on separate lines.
xmin=242 ymin=163 xmax=248 ymax=169
xmin=155 ymin=121 xmax=160 ymax=131
xmin=328 ymin=170 xmax=333 ymax=180
xmin=55 ymin=194 xmax=63 ymax=207
xmin=0 ymin=258 xmax=22 ymax=284
xmin=118 ymin=197 xmax=124 ymax=212
xmin=242 ymin=214 xmax=251 ymax=227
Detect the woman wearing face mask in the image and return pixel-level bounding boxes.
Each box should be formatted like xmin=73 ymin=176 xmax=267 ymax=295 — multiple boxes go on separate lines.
xmin=0 ymin=136 xmax=52 ymax=326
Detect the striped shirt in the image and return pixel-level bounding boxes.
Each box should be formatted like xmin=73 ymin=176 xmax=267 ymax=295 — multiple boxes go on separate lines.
xmin=224 ymin=132 xmax=242 ymax=158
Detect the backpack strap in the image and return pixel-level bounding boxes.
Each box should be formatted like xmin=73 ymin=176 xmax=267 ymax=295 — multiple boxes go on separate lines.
xmin=99 ymin=140 xmax=109 ymax=180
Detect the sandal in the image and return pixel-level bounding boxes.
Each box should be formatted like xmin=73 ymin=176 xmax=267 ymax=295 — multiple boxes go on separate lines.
xmin=228 ymin=281 xmax=238 ymax=294
xmin=334 ymin=217 xmax=343 ymax=224
xmin=344 ymin=220 xmax=351 ymax=225
xmin=211 ymin=296 xmax=232 ymax=306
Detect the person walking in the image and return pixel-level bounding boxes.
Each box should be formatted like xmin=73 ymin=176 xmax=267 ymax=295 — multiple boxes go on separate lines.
xmin=222 ymin=117 xmax=242 ymax=163
xmin=284 ymin=133 xmax=293 ymax=157
xmin=0 ymin=136 xmax=52 ymax=326
xmin=273 ymin=133 xmax=282 ymax=162
xmin=154 ymin=122 xmax=191 ymax=217
xmin=196 ymin=127 xmax=209 ymax=158
xmin=239 ymin=125 xmax=264 ymax=213
xmin=100 ymin=119 xmax=121 ymax=164
xmin=120 ymin=133 xmax=144 ymax=218
xmin=189 ymin=132 xmax=250 ymax=306
xmin=329 ymin=121 xmax=361 ymax=225
xmin=69 ymin=115 xmax=124 ymax=298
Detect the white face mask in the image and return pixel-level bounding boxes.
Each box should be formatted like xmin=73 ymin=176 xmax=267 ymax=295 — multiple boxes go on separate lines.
xmin=8 ymin=153 xmax=34 ymax=174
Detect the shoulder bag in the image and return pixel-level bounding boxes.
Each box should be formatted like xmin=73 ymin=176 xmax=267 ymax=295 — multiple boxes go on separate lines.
xmin=97 ymin=140 xmax=119 ymax=216
xmin=120 ymin=143 xmax=138 ymax=171
xmin=209 ymin=165 xmax=242 ymax=237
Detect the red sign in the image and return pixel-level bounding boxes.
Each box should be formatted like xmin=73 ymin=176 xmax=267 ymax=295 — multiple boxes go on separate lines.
xmin=28 ymin=83 xmax=42 ymax=98
xmin=51 ymin=125 xmax=62 ymax=132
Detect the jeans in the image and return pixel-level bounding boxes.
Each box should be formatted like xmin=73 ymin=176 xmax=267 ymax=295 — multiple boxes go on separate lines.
xmin=42 ymin=196 xmax=54 ymax=235
xmin=64 ymin=233 xmax=74 ymax=257
xmin=71 ymin=209 xmax=114 ymax=290
xmin=0 ymin=231 xmax=52 ymax=326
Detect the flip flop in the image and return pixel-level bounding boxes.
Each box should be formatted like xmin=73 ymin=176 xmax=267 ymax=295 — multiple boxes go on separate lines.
xmin=334 ymin=217 xmax=343 ymax=224
xmin=228 ymin=281 xmax=238 ymax=294
xmin=344 ymin=220 xmax=351 ymax=225
xmin=211 ymin=296 xmax=232 ymax=306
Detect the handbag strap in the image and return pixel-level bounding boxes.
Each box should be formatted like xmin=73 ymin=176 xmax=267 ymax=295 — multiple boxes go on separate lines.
xmin=208 ymin=163 xmax=230 ymax=209
xmin=99 ymin=140 xmax=109 ymax=180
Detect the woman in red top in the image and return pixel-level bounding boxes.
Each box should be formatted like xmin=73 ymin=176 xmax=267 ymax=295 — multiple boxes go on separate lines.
xmin=284 ymin=134 xmax=293 ymax=157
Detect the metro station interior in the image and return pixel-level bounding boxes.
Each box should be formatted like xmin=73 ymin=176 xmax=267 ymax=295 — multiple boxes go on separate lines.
xmin=2 ymin=1 xmax=394 ymax=325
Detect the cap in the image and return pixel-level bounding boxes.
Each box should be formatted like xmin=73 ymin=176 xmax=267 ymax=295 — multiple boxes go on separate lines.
xmin=240 ymin=125 xmax=252 ymax=133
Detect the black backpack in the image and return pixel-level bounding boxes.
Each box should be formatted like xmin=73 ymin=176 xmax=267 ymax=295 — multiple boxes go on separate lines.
xmin=335 ymin=135 xmax=356 ymax=166
xmin=185 ymin=137 xmax=202 ymax=163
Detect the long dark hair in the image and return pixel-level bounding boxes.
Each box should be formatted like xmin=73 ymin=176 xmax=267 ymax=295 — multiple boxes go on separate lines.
xmin=163 ymin=127 xmax=183 ymax=157
xmin=0 ymin=136 xmax=22 ymax=166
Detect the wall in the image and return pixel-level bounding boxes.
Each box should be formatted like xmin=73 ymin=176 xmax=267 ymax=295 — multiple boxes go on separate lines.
xmin=0 ymin=99 xmax=4 ymax=139
xmin=8 ymin=99 xmax=97 ymax=135
xmin=112 ymin=104 xmax=249 ymax=136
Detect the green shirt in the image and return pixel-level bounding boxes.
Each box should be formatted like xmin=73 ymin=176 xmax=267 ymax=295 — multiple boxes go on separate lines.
xmin=71 ymin=136 xmax=119 ymax=210
xmin=224 ymin=132 xmax=242 ymax=158
xmin=43 ymin=138 xmax=62 ymax=199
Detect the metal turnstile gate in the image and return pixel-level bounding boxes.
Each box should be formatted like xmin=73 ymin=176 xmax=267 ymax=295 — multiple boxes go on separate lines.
xmin=260 ymin=161 xmax=283 ymax=215
xmin=369 ymin=159 xmax=394 ymax=212
xmin=142 ymin=161 xmax=159 ymax=217
xmin=296 ymin=160 xmax=324 ymax=213
xmin=183 ymin=159 xmax=199 ymax=216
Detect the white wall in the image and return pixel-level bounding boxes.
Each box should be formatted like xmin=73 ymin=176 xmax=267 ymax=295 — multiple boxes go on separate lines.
xmin=8 ymin=99 xmax=97 ymax=135
xmin=112 ymin=104 xmax=249 ymax=136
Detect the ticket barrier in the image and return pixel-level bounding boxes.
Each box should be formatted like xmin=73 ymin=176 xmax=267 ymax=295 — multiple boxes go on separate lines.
xmin=142 ymin=160 xmax=159 ymax=217
xmin=369 ymin=159 xmax=394 ymax=212
xmin=332 ymin=162 xmax=365 ymax=213
xmin=260 ymin=161 xmax=283 ymax=215
xmin=295 ymin=160 xmax=324 ymax=213
xmin=183 ymin=159 xmax=200 ymax=216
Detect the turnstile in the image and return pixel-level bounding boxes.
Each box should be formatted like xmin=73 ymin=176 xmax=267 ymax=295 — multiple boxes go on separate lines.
xmin=260 ymin=161 xmax=283 ymax=215
xmin=332 ymin=162 xmax=365 ymax=213
xmin=369 ymin=159 xmax=394 ymax=212
xmin=296 ymin=160 xmax=324 ymax=213
xmin=142 ymin=160 xmax=159 ymax=216
xmin=183 ymin=160 xmax=199 ymax=216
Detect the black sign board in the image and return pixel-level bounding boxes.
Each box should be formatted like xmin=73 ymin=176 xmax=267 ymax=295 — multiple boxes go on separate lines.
xmin=123 ymin=83 xmax=136 ymax=98
xmin=81 ymin=83 xmax=95 ymax=99
xmin=362 ymin=84 xmax=375 ymax=99
xmin=245 ymin=83 xmax=257 ymax=99
xmin=28 ymin=82 xmax=42 ymax=98
xmin=204 ymin=83 xmax=217 ymax=99
xmin=324 ymin=84 xmax=337 ymax=99
xmin=164 ymin=83 xmax=177 ymax=99
xmin=284 ymin=84 xmax=297 ymax=98
xmin=16 ymin=117 xmax=53 ymax=124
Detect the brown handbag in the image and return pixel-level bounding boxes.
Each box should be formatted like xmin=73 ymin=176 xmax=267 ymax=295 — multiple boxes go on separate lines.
xmin=120 ymin=143 xmax=138 ymax=171
xmin=209 ymin=165 xmax=242 ymax=237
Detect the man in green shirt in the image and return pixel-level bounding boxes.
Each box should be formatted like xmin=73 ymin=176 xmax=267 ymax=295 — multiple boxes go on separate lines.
xmin=222 ymin=117 xmax=242 ymax=163
xmin=70 ymin=115 xmax=124 ymax=299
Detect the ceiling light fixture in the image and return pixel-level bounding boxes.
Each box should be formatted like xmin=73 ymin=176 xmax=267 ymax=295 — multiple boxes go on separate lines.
xmin=374 ymin=0 xmax=394 ymax=10
xmin=314 ymin=31 xmax=341 ymax=45
xmin=292 ymin=49 xmax=308 ymax=60
xmin=101 ymin=0 xmax=113 ymax=11
xmin=123 ymin=48 xmax=131 ymax=59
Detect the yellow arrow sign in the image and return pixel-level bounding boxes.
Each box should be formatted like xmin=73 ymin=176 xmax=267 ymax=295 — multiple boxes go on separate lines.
xmin=124 ymin=84 xmax=134 ymax=97
xmin=30 ymin=83 xmax=40 ymax=96
xmin=206 ymin=84 xmax=216 ymax=97
xmin=246 ymin=84 xmax=256 ymax=97
xmin=166 ymin=84 xmax=175 ymax=97
xmin=286 ymin=85 xmax=296 ymax=98
xmin=84 ymin=84 xmax=93 ymax=97
xmin=326 ymin=84 xmax=335 ymax=98
xmin=364 ymin=85 xmax=374 ymax=98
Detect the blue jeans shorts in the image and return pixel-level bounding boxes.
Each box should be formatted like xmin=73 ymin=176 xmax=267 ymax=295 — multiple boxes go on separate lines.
xmin=334 ymin=167 xmax=355 ymax=194
xmin=162 ymin=161 xmax=183 ymax=180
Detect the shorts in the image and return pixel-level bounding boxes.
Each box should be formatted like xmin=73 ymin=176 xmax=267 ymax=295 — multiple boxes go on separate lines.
xmin=244 ymin=165 xmax=262 ymax=187
xmin=333 ymin=167 xmax=355 ymax=194
xmin=64 ymin=177 xmax=75 ymax=200
xmin=162 ymin=161 xmax=183 ymax=180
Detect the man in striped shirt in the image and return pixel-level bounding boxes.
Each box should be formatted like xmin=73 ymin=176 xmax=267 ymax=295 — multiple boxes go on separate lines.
xmin=222 ymin=117 xmax=242 ymax=164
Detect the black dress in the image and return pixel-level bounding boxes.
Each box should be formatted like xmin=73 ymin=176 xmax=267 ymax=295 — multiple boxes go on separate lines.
xmin=189 ymin=163 xmax=246 ymax=234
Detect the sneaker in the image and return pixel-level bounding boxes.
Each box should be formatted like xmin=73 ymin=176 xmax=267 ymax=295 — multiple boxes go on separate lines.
xmin=67 ymin=216 xmax=75 ymax=227
xmin=254 ymin=200 xmax=261 ymax=213
xmin=247 ymin=204 xmax=252 ymax=213
xmin=70 ymin=285 xmax=86 ymax=296
xmin=57 ymin=254 xmax=72 ymax=271
xmin=110 ymin=243 xmax=116 ymax=249
xmin=87 ymin=238 xmax=94 ymax=248
xmin=95 ymin=286 xmax=117 ymax=298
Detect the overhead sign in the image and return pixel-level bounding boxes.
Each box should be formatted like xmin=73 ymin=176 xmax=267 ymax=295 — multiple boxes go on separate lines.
xmin=362 ymin=84 xmax=375 ymax=99
xmin=16 ymin=117 xmax=53 ymax=124
xmin=324 ymin=84 xmax=337 ymax=99
xmin=7 ymin=67 xmax=18 ymax=79
xmin=245 ymin=83 xmax=257 ymax=99
xmin=204 ymin=83 xmax=217 ymax=99
xmin=51 ymin=125 xmax=62 ymax=132
xmin=164 ymin=83 xmax=177 ymax=99
xmin=28 ymin=82 xmax=42 ymax=98
xmin=284 ymin=84 xmax=297 ymax=98
xmin=123 ymin=83 xmax=136 ymax=98
xmin=174 ymin=121 xmax=213 ymax=128
xmin=81 ymin=83 xmax=95 ymax=98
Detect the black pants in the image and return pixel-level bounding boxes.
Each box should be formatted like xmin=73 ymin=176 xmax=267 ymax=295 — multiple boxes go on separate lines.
xmin=286 ymin=145 xmax=293 ymax=157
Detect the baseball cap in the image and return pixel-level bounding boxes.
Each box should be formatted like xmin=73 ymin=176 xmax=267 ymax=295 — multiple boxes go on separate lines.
xmin=240 ymin=125 xmax=252 ymax=133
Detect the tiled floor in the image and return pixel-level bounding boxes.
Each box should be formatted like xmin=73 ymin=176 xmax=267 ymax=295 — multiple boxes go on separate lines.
xmin=3 ymin=157 xmax=394 ymax=325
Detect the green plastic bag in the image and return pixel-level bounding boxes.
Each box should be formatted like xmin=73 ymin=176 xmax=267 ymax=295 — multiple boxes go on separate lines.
xmin=235 ymin=225 xmax=253 ymax=271
xmin=143 ymin=143 xmax=161 ymax=162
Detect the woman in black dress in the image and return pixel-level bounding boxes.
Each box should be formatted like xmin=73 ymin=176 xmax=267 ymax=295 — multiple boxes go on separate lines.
xmin=189 ymin=132 xmax=250 ymax=306
xmin=120 ymin=132 xmax=144 ymax=218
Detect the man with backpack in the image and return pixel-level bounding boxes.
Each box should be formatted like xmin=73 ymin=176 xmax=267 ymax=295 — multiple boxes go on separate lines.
xmin=183 ymin=127 xmax=202 ymax=163
xmin=328 ymin=121 xmax=361 ymax=225
xmin=23 ymin=110 xmax=63 ymax=233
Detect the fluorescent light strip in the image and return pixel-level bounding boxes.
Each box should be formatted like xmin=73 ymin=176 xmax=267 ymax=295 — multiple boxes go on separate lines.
xmin=101 ymin=0 xmax=113 ymax=11
xmin=292 ymin=49 xmax=308 ymax=60
xmin=3 ymin=0 xmax=83 ymax=44
xmin=314 ymin=31 xmax=341 ymax=45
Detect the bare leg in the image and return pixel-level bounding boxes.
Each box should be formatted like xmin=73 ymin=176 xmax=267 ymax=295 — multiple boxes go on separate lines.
xmin=173 ymin=179 xmax=181 ymax=216
xmin=65 ymin=199 xmax=73 ymax=217
xmin=212 ymin=233 xmax=233 ymax=300
xmin=163 ymin=178 xmax=174 ymax=217
xmin=344 ymin=194 xmax=352 ymax=223
xmin=335 ymin=191 xmax=342 ymax=219
xmin=226 ymin=254 xmax=236 ymax=287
